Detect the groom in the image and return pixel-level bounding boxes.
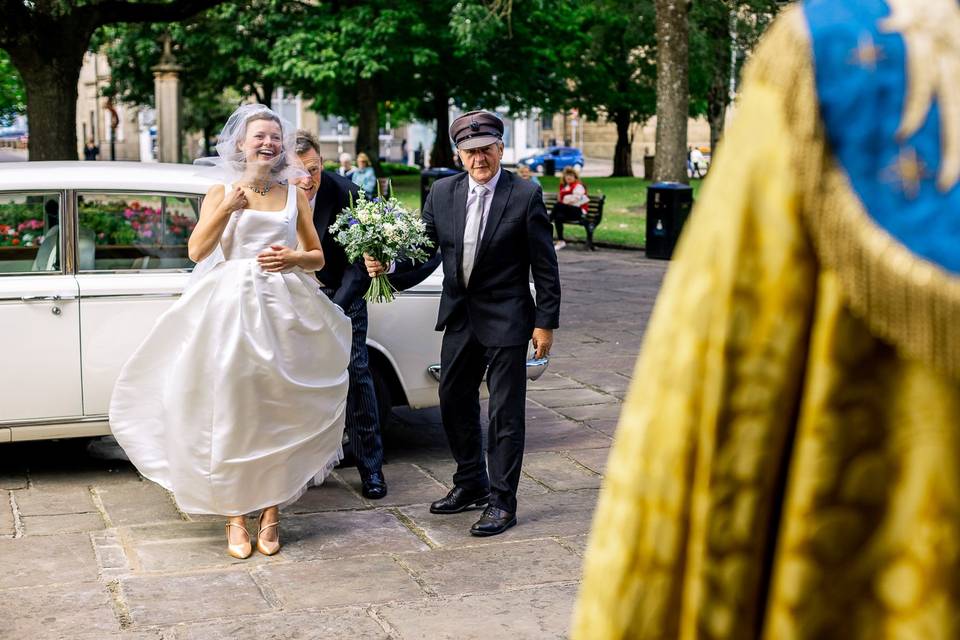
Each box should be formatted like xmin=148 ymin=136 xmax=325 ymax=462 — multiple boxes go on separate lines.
xmin=295 ymin=130 xmax=387 ymax=500
xmin=366 ymin=111 xmax=561 ymax=536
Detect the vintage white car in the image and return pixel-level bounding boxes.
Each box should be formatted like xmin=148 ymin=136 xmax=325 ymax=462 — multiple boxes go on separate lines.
xmin=0 ymin=161 xmax=547 ymax=443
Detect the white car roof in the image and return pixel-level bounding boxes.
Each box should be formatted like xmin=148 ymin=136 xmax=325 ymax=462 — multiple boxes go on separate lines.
xmin=0 ymin=161 xmax=216 ymax=195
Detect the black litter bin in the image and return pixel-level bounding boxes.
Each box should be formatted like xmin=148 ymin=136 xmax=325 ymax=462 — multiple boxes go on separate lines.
xmin=645 ymin=182 xmax=693 ymax=260
xmin=543 ymin=157 xmax=556 ymax=176
xmin=420 ymin=167 xmax=463 ymax=208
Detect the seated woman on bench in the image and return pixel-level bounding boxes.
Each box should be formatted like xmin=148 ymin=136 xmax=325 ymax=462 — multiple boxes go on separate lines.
xmin=551 ymin=166 xmax=588 ymax=250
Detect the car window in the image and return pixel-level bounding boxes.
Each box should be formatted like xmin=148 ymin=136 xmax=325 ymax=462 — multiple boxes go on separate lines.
xmin=77 ymin=192 xmax=199 ymax=272
xmin=0 ymin=192 xmax=62 ymax=275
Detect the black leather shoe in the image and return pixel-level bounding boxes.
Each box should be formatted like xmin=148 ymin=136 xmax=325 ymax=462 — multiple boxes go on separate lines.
xmin=470 ymin=506 xmax=517 ymax=537
xmin=429 ymin=486 xmax=490 ymax=514
xmin=361 ymin=472 xmax=387 ymax=499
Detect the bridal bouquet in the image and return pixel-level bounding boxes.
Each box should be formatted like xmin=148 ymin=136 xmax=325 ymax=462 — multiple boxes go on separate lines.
xmin=329 ymin=189 xmax=433 ymax=303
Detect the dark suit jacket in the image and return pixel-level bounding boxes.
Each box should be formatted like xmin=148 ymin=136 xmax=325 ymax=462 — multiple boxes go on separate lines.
xmin=311 ymin=170 xmax=369 ymax=309
xmin=399 ymin=169 xmax=561 ymax=347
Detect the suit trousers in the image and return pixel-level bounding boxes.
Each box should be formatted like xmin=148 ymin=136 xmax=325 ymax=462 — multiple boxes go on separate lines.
xmin=323 ymin=290 xmax=384 ymax=478
xmin=439 ymin=319 xmax=527 ymax=513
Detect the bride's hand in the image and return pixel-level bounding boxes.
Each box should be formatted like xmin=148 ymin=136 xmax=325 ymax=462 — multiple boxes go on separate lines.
xmin=223 ymin=186 xmax=248 ymax=213
xmin=257 ymin=245 xmax=300 ymax=272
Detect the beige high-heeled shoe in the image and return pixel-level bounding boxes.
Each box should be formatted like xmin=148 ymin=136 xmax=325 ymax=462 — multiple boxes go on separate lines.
xmin=225 ymin=521 xmax=253 ymax=559
xmin=257 ymin=510 xmax=281 ymax=556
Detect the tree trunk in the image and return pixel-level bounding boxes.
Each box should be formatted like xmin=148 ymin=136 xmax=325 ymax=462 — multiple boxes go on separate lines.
xmin=429 ymin=86 xmax=454 ymax=169
xmin=10 ymin=35 xmax=88 ymax=161
xmin=611 ymin=110 xmax=634 ymax=177
xmin=705 ymin=6 xmax=732 ymax=157
xmin=706 ymin=82 xmax=727 ymax=157
xmin=653 ymin=0 xmax=690 ymax=183
xmin=355 ymin=78 xmax=381 ymax=172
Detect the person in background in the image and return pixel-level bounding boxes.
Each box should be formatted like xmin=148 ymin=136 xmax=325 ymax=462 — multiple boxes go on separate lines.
xmin=516 ymin=163 xmax=540 ymax=186
xmin=337 ymin=152 xmax=354 ymax=178
xmin=83 ymin=138 xmax=99 ymax=161
xmin=550 ymin=166 xmax=588 ymax=250
xmin=690 ymin=145 xmax=706 ymax=178
xmin=351 ymin=152 xmax=377 ymax=199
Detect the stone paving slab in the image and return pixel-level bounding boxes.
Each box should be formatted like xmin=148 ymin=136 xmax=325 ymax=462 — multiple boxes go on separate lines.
xmin=523 ymin=417 xmax=612 ymax=453
xmin=399 ymin=489 xmax=599 ymax=548
xmin=0 ymin=532 xmax=99 ymax=589
xmin=553 ymin=402 xmax=624 ymax=422
xmin=131 ymin=533 xmax=276 ymax=573
xmin=21 ymin=511 xmax=105 ymax=536
xmin=287 ymin=475 xmax=367 ymax=514
xmin=559 ymin=534 xmax=591 ymax=557
xmin=95 ymin=482 xmax=184 ymax=527
xmin=565 ymin=447 xmax=611 ymax=476
xmin=164 ymin=608 xmax=389 ymax=640
xmin=527 ymin=372 xmax=586 ymax=391
xmin=256 ymin=554 xmax=426 ymax=610
xmin=278 ymin=510 xmax=430 ymax=561
xmin=0 ymin=495 xmax=13 ymax=537
xmin=0 ymin=581 xmax=119 ymax=639
xmin=335 ymin=463 xmax=448 ymax=508
xmin=28 ymin=466 xmax=141 ymax=489
xmin=522 ymin=452 xmax=604 ymax=491
xmin=375 ymin=583 xmax=579 ymax=640
xmin=13 ymin=485 xmax=97 ymax=516
xmin=584 ymin=418 xmax=620 ymax=437
xmin=527 ymin=387 xmax=618 ymax=409
xmin=399 ymin=539 xmax=582 ymax=596
xmin=121 ymin=570 xmax=271 ymax=627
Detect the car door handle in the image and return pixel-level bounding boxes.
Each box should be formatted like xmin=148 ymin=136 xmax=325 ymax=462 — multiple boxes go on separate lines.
xmin=19 ymin=295 xmax=76 ymax=302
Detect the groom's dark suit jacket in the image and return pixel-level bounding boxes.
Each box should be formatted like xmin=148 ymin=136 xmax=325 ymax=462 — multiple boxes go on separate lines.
xmin=311 ymin=170 xmax=369 ymax=309
xmin=400 ymin=169 xmax=560 ymax=346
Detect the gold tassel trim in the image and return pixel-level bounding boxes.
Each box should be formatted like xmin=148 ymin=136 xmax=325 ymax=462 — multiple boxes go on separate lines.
xmin=749 ymin=4 xmax=960 ymax=380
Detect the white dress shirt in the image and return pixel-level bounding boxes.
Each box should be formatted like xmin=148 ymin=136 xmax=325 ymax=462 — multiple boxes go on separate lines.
xmin=466 ymin=168 xmax=501 ymax=242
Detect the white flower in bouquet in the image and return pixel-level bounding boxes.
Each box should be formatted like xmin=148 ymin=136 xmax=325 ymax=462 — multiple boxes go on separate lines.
xmin=329 ymin=188 xmax=433 ymax=303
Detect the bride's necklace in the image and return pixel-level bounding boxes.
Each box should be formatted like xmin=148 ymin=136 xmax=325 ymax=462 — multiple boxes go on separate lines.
xmin=246 ymin=180 xmax=274 ymax=196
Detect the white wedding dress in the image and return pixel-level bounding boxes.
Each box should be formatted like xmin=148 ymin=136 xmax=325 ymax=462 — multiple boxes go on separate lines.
xmin=110 ymin=184 xmax=352 ymax=516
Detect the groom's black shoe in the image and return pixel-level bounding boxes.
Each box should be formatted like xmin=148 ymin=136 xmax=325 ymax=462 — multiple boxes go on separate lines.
xmin=429 ymin=486 xmax=490 ymax=514
xmin=470 ymin=506 xmax=517 ymax=537
xmin=361 ymin=472 xmax=388 ymax=500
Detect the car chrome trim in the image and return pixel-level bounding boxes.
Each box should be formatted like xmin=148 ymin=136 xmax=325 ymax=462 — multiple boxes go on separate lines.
xmin=79 ymin=292 xmax=183 ymax=300
xmin=77 ymin=269 xmax=194 ymax=275
xmin=63 ymin=189 xmax=76 ymax=274
xmin=427 ymin=357 xmax=550 ymax=382
xmin=0 ymin=414 xmax=108 ymax=428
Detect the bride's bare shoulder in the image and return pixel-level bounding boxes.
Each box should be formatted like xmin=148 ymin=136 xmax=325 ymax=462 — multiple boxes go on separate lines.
xmin=204 ymin=184 xmax=227 ymax=200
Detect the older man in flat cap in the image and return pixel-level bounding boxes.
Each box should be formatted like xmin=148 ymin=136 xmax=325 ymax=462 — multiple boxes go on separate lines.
xmin=366 ymin=110 xmax=561 ymax=536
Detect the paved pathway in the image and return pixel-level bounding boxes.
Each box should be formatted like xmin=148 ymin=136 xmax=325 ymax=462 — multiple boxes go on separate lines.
xmin=0 ymin=247 xmax=668 ymax=639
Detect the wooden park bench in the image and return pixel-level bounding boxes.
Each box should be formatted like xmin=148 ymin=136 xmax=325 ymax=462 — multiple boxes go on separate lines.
xmin=542 ymin=192 xmax=606 ymax=250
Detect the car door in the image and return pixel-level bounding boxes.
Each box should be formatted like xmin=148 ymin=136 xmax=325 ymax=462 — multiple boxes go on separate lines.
xmin=0 ymin=191 xmax=84 ymax=422
xmin=74 ymin=191 xmax=198 ymax=416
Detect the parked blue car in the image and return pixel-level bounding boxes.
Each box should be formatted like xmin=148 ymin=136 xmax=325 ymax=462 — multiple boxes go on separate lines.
xmin=519 ymin=146 xmax=584 ymax=173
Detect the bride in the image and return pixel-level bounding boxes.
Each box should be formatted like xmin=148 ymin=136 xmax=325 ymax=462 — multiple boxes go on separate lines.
xmin=110 ymin=105 xmax=352 ymax=559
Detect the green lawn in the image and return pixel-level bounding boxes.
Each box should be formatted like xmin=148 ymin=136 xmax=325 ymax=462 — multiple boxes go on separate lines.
xmin=389 ymin=173 xmax=702 ymax=249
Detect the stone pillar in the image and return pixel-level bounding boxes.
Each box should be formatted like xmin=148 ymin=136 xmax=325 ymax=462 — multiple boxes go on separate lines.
xmin=152 ymin=35 xmax=183 ymax=163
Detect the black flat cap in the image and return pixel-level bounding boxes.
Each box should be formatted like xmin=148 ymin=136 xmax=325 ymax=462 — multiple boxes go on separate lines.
xmin=450 ymin=110 xmax=504 ymax=150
